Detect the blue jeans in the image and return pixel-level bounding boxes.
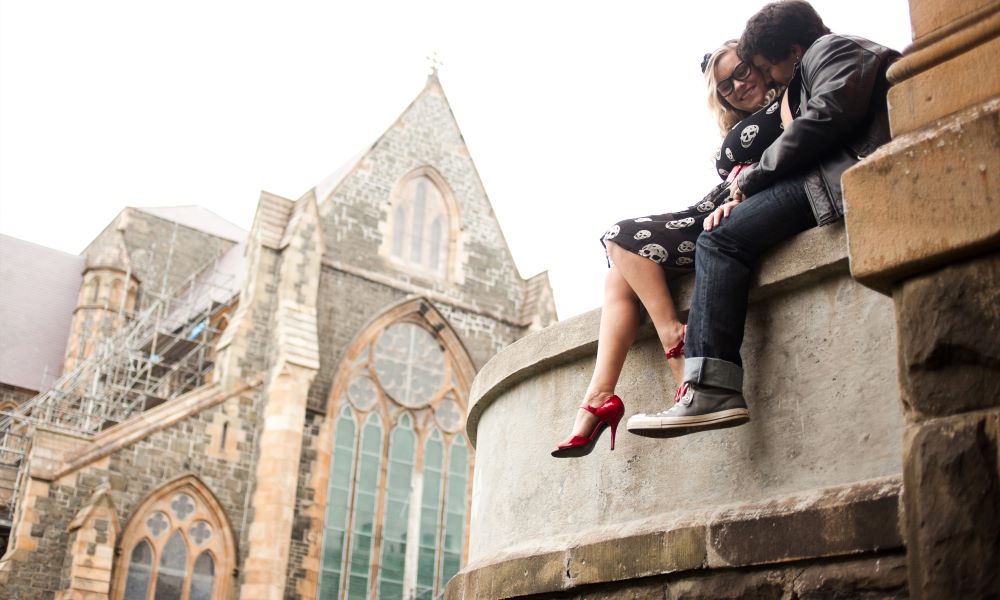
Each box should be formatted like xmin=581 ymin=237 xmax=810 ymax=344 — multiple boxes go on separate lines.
xmin=684 ymin=175 xmax=817 ymax=392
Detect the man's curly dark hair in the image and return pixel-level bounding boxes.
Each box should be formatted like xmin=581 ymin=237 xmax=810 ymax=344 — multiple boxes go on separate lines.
xmin=737 ymin=1 xmax=831 ymax=64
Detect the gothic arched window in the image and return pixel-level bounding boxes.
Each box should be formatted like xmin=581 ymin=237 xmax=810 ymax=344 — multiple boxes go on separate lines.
xmin=113 ymin=476 xmax=235 ymax=600
xmin=316 ymin=301 xmax=474 ymax=600
xmin=383 ymin=168 xmax=458 ymax=279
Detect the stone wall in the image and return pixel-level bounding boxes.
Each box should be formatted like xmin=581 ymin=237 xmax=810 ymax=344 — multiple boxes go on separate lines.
xmin=0 ymin=384 xmax=262 ymax=599
xmin=843 ymin=1 xmax=1000 ymax=596
xmin=448 ymin=225 xmax=908 ymax=598
xmin=84 ymin=209 xmax=238 ymax=299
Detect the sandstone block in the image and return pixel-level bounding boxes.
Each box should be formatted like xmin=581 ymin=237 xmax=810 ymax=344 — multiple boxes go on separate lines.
xmin=844 ymin=99 xmax=1000 ymax=293
xmin=895 ymin=253 xmax=1000 ymax=417
xmin=791 ymin=554 xmax=909 ymax=600
xmin=568 ymin=526 xmax=706 ymax=586
xmin=888 ymin=36 xmax=1000 ymax=136
xmin=903 ymin=411 xmax=1000 ymax=599
xmin=456 ymin=550 xmax=565 ymax=599
xmin=909 ymin=0 xmax=995 ymax=42
xmin=708 ymin=492 xmax=900 ymax=567
xmin=843 ymin=99 xmax=1000 ymax=293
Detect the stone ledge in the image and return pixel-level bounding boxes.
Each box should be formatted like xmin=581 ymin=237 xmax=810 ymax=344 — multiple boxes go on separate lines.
xmin=446 ymin=476 xmax=901 ymax=599
xmin=467 ymin=223 xmax=849 ymax=446
xmin=844 ymin=98 xmax=1000 ymax=294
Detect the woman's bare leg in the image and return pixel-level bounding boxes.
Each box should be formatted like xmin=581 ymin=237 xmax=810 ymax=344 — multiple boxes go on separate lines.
xmin=563 ymin=265 xmax=641 ymax=439
xmin=607 ymin=242 xmax=686 ymax=387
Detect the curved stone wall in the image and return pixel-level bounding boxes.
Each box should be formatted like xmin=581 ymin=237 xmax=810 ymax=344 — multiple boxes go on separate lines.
xmin=452 ymin=224 xmax=906 ymax=598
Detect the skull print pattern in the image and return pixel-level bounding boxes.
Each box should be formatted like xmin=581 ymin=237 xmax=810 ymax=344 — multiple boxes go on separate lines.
xmin=601 ymin=97 xmax=784 ymax=273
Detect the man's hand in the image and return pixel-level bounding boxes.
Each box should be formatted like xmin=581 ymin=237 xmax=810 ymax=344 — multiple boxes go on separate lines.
xmin=703 ymin=199 xmax=742 ymax=231
xmin=728 ymin=178 xmax=746 ymax=203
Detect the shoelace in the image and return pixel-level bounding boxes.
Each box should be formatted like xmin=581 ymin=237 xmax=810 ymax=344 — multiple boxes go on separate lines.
xmin=674 ymin=382 xmax=689 ymax=404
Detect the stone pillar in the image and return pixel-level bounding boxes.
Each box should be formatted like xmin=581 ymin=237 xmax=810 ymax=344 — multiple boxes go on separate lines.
xmin=842 ymin=1 xmax=1000 ymax=598
xmin=59 ymin=485 xmax=120 ymax=599
xmin=240 ymin=363 xmax=315 ymax=599
xmin=239 ymin=194 xmax=323 ymax=599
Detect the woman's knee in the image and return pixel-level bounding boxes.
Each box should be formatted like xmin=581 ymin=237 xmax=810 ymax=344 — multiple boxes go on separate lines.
xmin=604 ymin=267 xmax=636 ymax=301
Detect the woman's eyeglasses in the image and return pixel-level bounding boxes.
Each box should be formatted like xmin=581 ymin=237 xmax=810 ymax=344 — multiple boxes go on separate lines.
xmin=716 ymin=62 xmax=752 ymax=97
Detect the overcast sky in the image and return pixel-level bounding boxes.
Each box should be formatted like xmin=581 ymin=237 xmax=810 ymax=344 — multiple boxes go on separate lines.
xmin=0 ymin=1 xmax=912 ymax=319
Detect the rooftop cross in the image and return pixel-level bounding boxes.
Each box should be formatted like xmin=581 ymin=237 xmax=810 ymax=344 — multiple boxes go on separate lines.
xmin=425 ymin=51 xmax=444 ymax=76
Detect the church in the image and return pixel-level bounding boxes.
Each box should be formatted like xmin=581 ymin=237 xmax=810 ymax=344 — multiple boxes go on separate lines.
xmin=0 ymin=72 xmax=556 ymax=599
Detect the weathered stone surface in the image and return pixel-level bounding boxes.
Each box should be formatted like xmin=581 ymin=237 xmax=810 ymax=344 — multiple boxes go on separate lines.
xmin=664 ymin=570 xmax=786 ymax=600
xmin=843 ymin=98 xmax=1000 ymax=294
xmin=909 ymin=0 xmax=996 ymax=42
xmin=792 ymin=554 xmax=909 ymax=600
xmin=888 ymin=35 xmax=1000 ymax=137
xmin=447 ymin=479 xmax=903 ymax=599
xmin=895 ymin=253 xmax=1000 ymax=418
xmin=457 ymin=551 xmax=566 ymax=599
xmin=476 ymin=554 xmax=909 ymax=599
xmin=569 ymin=526 xmax=706 ymax=586
xmin=709 ymin=492 xmax=900 ymax=567
xmin=903 ymin=411 xmax=1000 ymax=599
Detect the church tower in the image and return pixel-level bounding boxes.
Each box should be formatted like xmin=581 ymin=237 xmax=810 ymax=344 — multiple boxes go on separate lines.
xmin=62 ymin=224 xmax=138 ymax=373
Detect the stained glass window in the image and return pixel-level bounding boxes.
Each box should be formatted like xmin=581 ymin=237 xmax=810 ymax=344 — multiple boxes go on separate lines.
xmin=374 ymin=323 xmax=444 ymax=408
xmin=416 ymin=430 xmax=444 ymax=597
xmin=320 ymin=307 xmax=473 ymax=600
xmin=377 ymin=415 xmax=416 ymax=598
xmin=441 ymin=437 xmax=469 ymax=586
xmin=344 ymin=413 xmax=384 ymax=600
xmin=319 ymin=407 xmax=357 ymax=599
xmin=189 ymin=552 xmax=215 ymax=600
xmin=123 ymin=540 xmax=152 ymax=600
xmin=154 ymin=532 xmax=187 ymax=598
xmin=387 ymin=173 xmax=450 ymax=277
xmin=114 ymin=479 xmax=233 ymax=600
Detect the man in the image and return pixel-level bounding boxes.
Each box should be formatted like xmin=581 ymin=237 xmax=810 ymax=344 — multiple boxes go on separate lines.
xmin=627 ymin=0 xmax=899 ymax=435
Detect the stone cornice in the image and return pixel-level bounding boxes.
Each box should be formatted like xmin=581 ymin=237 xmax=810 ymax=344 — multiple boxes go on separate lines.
xmin=890 ymin=2 xmax=1000 ymax=84
xmin=446 ymin=476 xmax=902 ymax=599
xmin=47 ymin=378 xmax=262 ymax=481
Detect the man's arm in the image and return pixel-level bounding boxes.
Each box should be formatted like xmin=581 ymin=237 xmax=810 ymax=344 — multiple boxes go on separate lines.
xmin=737 ymin=35 xmax=882 ymax=196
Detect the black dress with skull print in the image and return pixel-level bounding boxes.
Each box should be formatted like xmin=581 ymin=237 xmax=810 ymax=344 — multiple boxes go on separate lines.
xmin=600 ymin=98 xmax=784 ymax=271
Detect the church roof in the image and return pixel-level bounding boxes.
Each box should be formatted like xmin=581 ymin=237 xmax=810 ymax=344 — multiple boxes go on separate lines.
xmin=0 ymin=234 xmax=85 ymax=392
xmin=135 ymin=206 xmax=247 ymax=243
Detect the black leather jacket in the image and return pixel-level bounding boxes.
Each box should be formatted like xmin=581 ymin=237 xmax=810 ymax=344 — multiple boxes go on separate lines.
xmin=737 ymin=34 xmax=900 ymax=225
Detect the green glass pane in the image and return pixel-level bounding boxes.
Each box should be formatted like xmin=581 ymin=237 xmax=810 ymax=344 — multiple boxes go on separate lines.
xmin=344 ymin=413 xmax=384 ymax=600
xmin=417 ymin=430 xmax=445 ymax=593
xmin=440 ymin=437 xmax=469 ymax=587
xmin=319 ymin=408 xmax=357 ymax=599
xmin=377 ymin=420 xmax=416 ymax=598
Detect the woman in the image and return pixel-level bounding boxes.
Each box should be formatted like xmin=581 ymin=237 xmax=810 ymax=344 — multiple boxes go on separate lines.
xmin=552 ymin=40 xmax=785 ymax=458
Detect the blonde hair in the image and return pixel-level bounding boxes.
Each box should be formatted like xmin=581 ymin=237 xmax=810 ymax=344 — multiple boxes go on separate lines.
xmin=704 ymin=40 xmax=779 ymax=136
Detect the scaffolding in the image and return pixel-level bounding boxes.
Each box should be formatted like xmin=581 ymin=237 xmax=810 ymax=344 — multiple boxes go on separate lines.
xmin=0 ymin=239 xmax=242 ymax=522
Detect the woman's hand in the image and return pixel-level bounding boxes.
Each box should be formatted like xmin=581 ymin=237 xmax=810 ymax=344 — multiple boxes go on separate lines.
xmin=703 ymin=198 xmax=742 ymax=231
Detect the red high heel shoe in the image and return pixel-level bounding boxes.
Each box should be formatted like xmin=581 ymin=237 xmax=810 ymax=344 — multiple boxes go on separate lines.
xmin=551 ymin=395 xmax=625 ymax=458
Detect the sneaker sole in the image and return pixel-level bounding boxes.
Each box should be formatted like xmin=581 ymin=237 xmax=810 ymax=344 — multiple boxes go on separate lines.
xmin=627 ymin=408 xmax=749 ymax=437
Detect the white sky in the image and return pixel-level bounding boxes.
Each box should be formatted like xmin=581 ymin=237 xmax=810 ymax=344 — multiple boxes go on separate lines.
xmin=0 ymin=1 xmax=913 ymax=319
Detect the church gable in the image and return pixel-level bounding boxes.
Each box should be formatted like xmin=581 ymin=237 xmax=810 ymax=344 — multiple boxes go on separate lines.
xmin=315 ymin=75 xmax=525 ymax=317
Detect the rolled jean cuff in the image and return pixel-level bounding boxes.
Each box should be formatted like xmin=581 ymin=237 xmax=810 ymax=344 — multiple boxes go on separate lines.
xmin=683 ymin=357 xmax=743 ymax=392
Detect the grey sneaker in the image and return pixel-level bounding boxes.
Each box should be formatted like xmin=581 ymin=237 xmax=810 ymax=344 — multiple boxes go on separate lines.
xmin=626 ymin=383 xmax=749 ymax=437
